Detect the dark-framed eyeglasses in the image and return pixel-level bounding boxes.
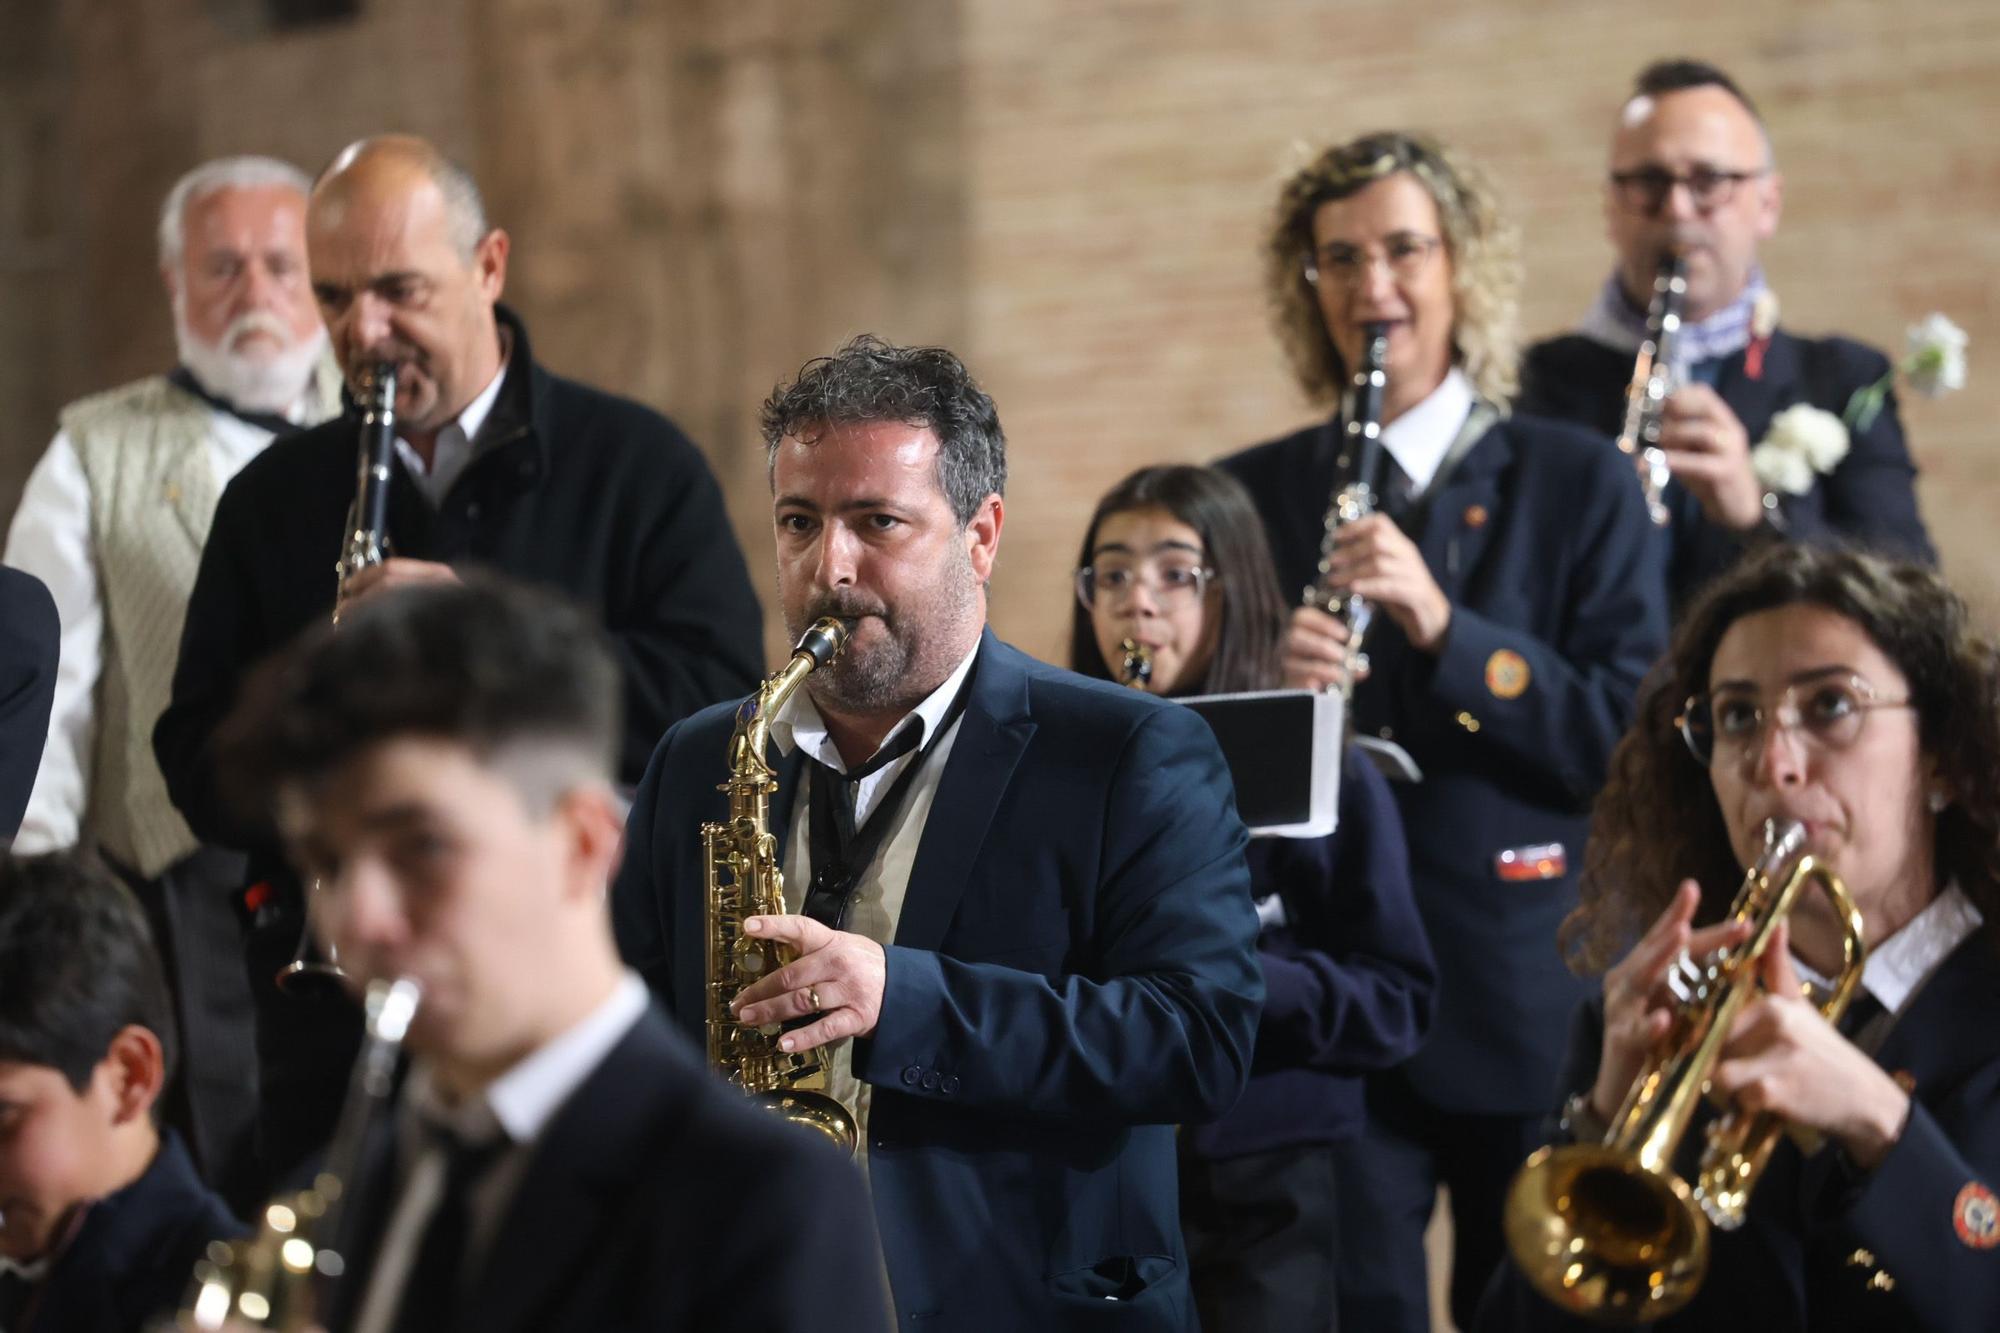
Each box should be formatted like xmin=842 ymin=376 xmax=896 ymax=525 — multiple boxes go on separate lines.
xmin=1302 ymin=233 xmax=1442 ymax=291
xmin=1075 ymin=561 xmax=1216 ymax=611
xmin=1675 ymin=673 xmax=1914 ymax=768
xmin=1609 ymin=165 xmax=1769 ymax=216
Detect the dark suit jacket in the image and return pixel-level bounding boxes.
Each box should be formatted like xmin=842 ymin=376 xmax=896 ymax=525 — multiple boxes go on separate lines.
xmin=155 ymin=304 xmax=763 ymax=842
xmin=1477 ymin=927 xmax=2000 ymax=1333
xmin=611 ymin=634 xmax=1265 ymax=1331
xmin=10 ymin=1130 xmax=243 ymax=1332
xmin=0 ymin=565 xmax=58 ymax=843
xmin=1519 ymin=329 xmax=1936 ymax=606
xmin=1186 ymin=745 xmax=1437 ymax=1158
xmin=327 ymin=1005 xmax=891 ymax=1333
xmin=1219 ymin=412 xmax=1669 ymax=1115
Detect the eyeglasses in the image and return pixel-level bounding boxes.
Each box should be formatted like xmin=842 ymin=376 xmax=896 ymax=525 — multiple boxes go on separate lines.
xmin=1074 ymin=561 xmax=1216 ymax=610
xmin=1676 ymin=673 xmax=1914 ymax=768
xmin=1303 ymin=233 xmax=1442 ymax=291
xmin=1609 ymin=165 xmax=1768 ymax=216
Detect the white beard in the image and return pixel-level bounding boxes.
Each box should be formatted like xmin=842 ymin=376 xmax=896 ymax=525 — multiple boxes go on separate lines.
xmin=174 ymin=305 xmax=328 ymax=415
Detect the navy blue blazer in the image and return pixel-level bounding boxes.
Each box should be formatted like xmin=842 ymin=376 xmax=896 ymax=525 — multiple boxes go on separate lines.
xmin=326 ymin=1005 xmax=891 ymax=1333
xmin=0 ymin=566 xmax=58 ymax=843
xmin=1477 ymin=927 xmax=2000 ymax=1333
xmin=7 ymin=1130 xmax=242 ymax=1332
xmin=1519 ymin=329 xmax=1936 ymax=607
xmin=1186 ymin=745 xmax=1437 ymax=1159
xmin=1219 ymin=412 xmax=1669 ymax=1115
xmin=611 ymin=633 xmax=1264 ymax=1331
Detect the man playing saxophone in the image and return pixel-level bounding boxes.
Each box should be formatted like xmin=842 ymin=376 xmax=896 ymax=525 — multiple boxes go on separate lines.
xmin=612 ymin=336 xmax=1263 ymax=1331
xmin=214 ymin=576 xmax=886 ymax=1333
xmin=1217 ymin=130 xmax=1669 ymax=1332
xmin=1480 ymin=544 xmax=2000 ymax=1332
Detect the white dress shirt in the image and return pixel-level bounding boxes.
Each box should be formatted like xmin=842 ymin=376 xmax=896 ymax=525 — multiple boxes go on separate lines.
xmin=1796 ymin=883 xmax=1985 ymax=1020
xmin=391 ymin=354 xmax=508 ymax=508
xmin=1377 ymin=367 xmax=1476 ymax=496
xmin=3 ymin=400 xmax=310 ymax=854
xmin=350 ymin=971 xmax=651 ymax=1333
xmin=767 ymin=639 xmax=981 ymax=1174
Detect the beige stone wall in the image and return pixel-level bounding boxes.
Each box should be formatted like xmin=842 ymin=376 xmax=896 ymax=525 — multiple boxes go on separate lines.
xmin=4 ymin=1 xmax=1995 ymax=674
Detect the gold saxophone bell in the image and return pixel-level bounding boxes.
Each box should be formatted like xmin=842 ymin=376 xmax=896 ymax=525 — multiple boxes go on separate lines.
xmin=1501 ymin=818 xmax=1867 ymax=1323
xmin=703 ymin=616 xmax=860 ymax=1155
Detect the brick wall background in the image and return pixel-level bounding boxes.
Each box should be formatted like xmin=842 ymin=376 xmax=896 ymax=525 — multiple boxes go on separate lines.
xmin=4 ymin=0 xmax=1994 ymax=670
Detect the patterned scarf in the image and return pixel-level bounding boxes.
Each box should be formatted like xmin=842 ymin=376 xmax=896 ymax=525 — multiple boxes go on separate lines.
xmin=1575 ymin=266 xmax=1771 ymax=377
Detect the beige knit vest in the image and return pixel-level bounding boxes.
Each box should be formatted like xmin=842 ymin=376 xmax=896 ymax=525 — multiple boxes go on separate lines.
xmin=64 ymin=363 xmax=340 ymax=876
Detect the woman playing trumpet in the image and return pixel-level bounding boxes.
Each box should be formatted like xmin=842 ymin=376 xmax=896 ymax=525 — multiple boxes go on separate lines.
xmin=1070 ymin=464 xmax=1437 ymax=1332
xmin=1481 ymin=542 xmax=2000 ymax=1331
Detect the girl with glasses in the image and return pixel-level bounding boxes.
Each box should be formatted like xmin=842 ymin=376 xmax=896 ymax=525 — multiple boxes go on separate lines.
xmin=1070 ymin=464 xmax=1437 ymax=1332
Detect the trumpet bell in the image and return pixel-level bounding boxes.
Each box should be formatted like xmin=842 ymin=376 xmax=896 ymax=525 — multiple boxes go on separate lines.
xmin=1503 ymin=1143 xmax=1710 ymax=1324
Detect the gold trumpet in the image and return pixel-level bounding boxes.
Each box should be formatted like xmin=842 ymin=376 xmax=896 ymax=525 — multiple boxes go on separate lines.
xmin=1502 ymin=818 xmax=1866 ymax=1323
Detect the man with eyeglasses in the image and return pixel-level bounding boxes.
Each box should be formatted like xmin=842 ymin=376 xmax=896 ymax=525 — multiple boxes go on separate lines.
xmin=1520 ymin=58 xmax=1935 ymax=606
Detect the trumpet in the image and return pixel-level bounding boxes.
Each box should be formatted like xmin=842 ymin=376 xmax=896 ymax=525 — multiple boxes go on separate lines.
xmin=1616 ymin=254 xmax=1686 ymax=527
xmin=1116 ymin=638 xmax=1153 ymax=689
xmin=1502 ymin=818 xmax=1867 ymax=1323
xmin=1304 ymin=321 xmax=1391 ymax=700
xmin=180 ymin=976 xmax=420 ymax=1330
xmin=278 ymin=363 xmax=398 ymax=995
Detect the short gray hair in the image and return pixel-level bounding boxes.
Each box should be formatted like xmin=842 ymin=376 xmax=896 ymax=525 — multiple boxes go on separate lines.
xmin=315 ymin=137 xmax=491 ymax=262
xmin=760 ymin=335 xmax=1007 ymax=526
xmin=157 ymin=155 xmax=313 ymax=271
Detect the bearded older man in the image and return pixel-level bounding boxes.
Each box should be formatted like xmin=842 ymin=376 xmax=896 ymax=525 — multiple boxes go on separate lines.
xmin=3 ymin=154 xmax=339 ymax=1203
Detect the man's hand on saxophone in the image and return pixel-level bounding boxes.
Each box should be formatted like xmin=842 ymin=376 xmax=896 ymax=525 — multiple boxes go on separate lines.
xmin=730 ymin=912 xmax=888 ymax=1053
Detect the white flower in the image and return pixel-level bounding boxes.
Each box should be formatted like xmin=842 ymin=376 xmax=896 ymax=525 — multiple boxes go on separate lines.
xmin=1905 ymin=312 xmax=1969 ymax=398
xmin=1753 ymin=404 xmax=1849 ymax=496
xmin=1751 ymin=441 xmax=1818 ymax=496
xmin=1751 ymin=288 xmax=1781 ymax=341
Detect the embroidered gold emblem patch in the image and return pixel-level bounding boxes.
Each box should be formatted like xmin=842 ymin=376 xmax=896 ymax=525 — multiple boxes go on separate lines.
xmin=1484 ymin=649 xmax=1530 ymax=700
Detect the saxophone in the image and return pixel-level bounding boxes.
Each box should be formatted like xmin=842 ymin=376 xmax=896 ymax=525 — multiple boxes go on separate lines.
xmin=1116 ymin=638 xmax=1153 ymax=688
xmin=1303 ymin=321 xmax=1391 ymax=700
xmin=1616 ymin=253 xmax=1686 ymax=527
xmin=180 ymin=977 xmax=421 ymax=1330
xmin=704 ymin=616 xmax=860 ymax=1155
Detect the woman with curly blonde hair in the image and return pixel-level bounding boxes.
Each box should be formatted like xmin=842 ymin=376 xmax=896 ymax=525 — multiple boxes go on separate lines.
xmin=1217 ymin=130 xmax=1672 ymax=1332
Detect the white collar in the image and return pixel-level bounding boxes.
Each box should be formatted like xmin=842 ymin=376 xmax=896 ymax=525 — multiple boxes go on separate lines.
xmin=771 ymin=637 xmax=981 ymax=773
xmin=1795 ymin=884 xmax=1984 ymax=1015
xmin=1377 ymin=367 xmax=1475 ymax=494
xmin=407 ymin=971 xmax=649 ymax=1147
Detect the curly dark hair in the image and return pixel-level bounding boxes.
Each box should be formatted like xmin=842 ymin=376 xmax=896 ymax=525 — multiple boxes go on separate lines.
xmin=760 ymin=334 xmax=1006 ymax=526
xmin=1562 ymin=543 xmax=2000 ymax=974
xmin=1263 ymin=130 xmax=1520 ymax=409
xmin=1067 ymin=465 xmax=1287 ymax=695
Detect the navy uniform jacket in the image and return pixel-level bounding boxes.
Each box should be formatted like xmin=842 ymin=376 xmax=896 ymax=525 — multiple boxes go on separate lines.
xmin=0 ymin=566 xmax=58 ymax=843
xmin=1519 ymin=330 xmax=1936 ymax=606
xmin=325 ymin=1006 xmax=891 ymax=1333
xmin=1219 ymin=412 xmax=1668 ymax=1115
xmin=1185 ymin=745 xmax=1437 ymax=1158
xmin=1478 ymin=927 xmax=2000 ymax=1333
xmin=611 ymin=633 xmax=1265 ymax=1331
xmin=4 ymin=1130 xmax=242 ymax=1332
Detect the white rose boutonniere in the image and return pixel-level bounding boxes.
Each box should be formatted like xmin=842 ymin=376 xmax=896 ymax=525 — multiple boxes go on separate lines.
xmin=1845 ymin=311 xmax=1970 ymax=432
xmin=1752 ymin=404 xmax=1849 ymax=497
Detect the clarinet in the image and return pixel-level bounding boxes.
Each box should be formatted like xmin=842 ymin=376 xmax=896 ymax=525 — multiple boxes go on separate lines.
xmin=1303 ymin=321 xmax=1391 ymax=699
xmin=1616 ymin=253 xmax=1686 ymax=527
xmin=333 ymin=362 xmax=398 ymax=621
xmin=1117 ymin=638 xmax=1153 ymax=689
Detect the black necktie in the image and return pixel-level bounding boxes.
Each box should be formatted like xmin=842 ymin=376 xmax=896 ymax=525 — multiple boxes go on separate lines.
xmin=1837 ymin=989 xmax=1889 ymax=1049
xmin=392 ymin=1126 xmax=508 ymax=1333
xmin=0 ymin=1268 xmax=35 ymax=1332
xmin=801 ymin=670 xmax=975 ymax=930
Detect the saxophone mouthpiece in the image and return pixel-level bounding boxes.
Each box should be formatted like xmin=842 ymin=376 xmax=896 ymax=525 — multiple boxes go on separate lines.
xmin=795 ymin=616 xmax=852 ymax=669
